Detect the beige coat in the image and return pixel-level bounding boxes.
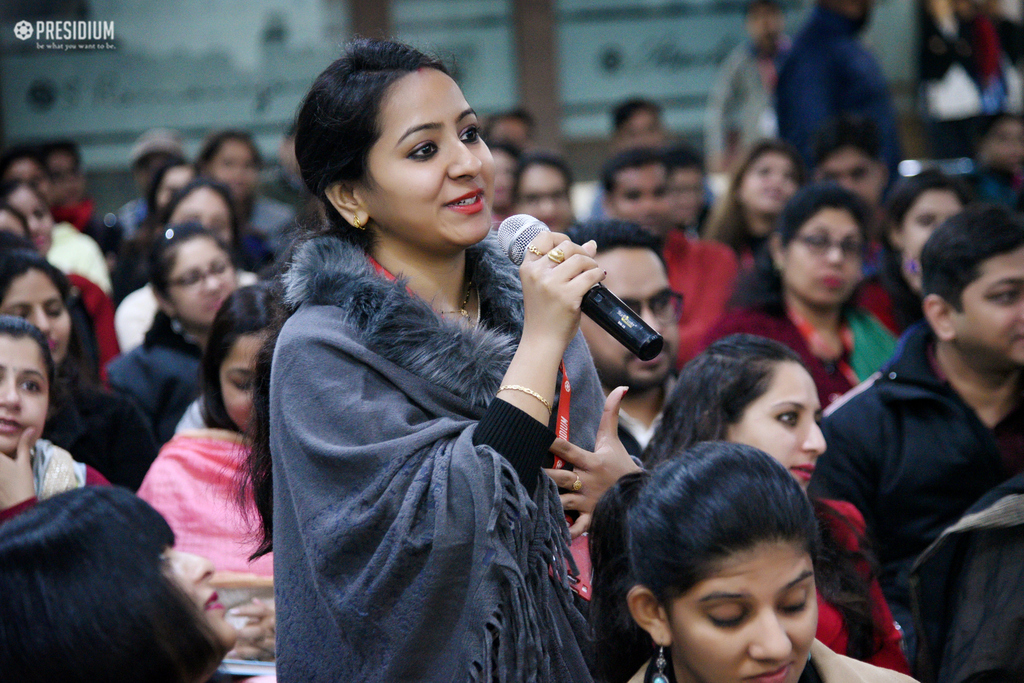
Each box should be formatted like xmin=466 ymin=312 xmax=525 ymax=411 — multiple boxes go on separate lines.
xmin=627 ymin=640 xmax=918 ymax=683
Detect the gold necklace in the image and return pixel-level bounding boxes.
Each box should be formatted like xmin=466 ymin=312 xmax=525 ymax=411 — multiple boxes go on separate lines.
xmin=438 ymin=280 xmax=473 ymax=320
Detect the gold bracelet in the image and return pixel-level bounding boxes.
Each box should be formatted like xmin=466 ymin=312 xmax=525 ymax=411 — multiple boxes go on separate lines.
xmin=498 ymin=384 xmax=552 ymax=415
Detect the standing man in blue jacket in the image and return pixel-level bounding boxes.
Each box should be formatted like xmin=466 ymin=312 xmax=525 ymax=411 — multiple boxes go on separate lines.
xmin=776 ymin=0 xmax=902 ymax=180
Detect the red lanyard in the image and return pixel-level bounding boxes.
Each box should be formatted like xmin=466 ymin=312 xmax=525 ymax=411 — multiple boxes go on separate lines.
xmin=786 ymin=306 xmax=859 ymax=387
xmin=549 ymin=360 xmax=573 ymax=467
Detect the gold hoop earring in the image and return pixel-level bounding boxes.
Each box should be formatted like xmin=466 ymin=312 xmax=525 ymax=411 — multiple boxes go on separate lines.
xmin=352 ymin=215 xmax=363 ymax=230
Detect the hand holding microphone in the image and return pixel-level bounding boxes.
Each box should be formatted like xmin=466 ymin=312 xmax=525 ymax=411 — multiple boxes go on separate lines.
xmin=499 ymin=214 xmax=664 ymax=361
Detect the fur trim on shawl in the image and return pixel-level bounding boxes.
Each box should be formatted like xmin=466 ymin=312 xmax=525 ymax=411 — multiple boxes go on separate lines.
xmin=272 ymin=234 xmax=600 ymax=682
xmin=284 ymin=234 xmax=525 ymax=408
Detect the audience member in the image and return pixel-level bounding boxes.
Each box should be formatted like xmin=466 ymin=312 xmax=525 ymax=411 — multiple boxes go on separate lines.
xmin=0 ymin=182 xmax=119 ymax=373
xmin=812 ymin=115 xmax=890 ymax=229
xmin=589 ymin=442 xmax=914 ymax=683
xmin=108 ymin=223 xmax=239 ymax=445
xmin=860 ymin=170 xmax=970 ymax=334
xmin=512 ymin=151 xmax=575 ymax=234
xmin=261 ymin=125 xmax=309 ymax=220
xmin=704 ymin=183 xmax=895 ymax=408
xmin=971 ymin=112 xmax=1024 ymax=207
xmin=483 ymin=108 xmax=535 ymax=151
xmin=43 ymin=140 xmax=123 ymax=268
xmin=112 ymin=156 xmax=195 ymax=304
xmin=646 ymin=334 xmax=910 ymax=673
xmin=0 ymin=315 xmax=108 ymax=523
xmin=602 ymin=149 xmax=739 ymax=366
xmin=197 ymin=129 xmax=294 ymax=262
xmin=812 ymin=203 xmax=1024 ymax=664
xmin=0 ymin=203 xmax=27 ymax=237
xmin=662 ymin=143 xmax=710 ymax=236
xmin=568 ymin=219 xmax=680 ymax=457
xmin=139 ymin=285 xmax=277 ymax=661
xmin=0 ymin=486 xmax=236 ymax=683
xmin=489 ymin=141 xmax=521 ymax=225
xmin=0 ymin=249 xmax=157 ymax=490
xmin=776 ymin=0 xmax=902 ymax=177
xmin=704 ymin=138 xmax=805 ymax=266
xmin=115 ymin=178 xmax=258 ymax=353
xmin=116 ymin=128 xmax=185 ymax=239
xmin=911 ymin=468 xmax=1024 ymax=683
xmin=601 ymin=147 xmax=672 ymax=235
xmin=0 ymin=173 xmax=112 ymax=294
xmin=919 ymin=0 xmax=1024 ymax=158
xmin=705 ymin=0 xmax=790 ymax=172
xmin=610 ymin=97 xmax=669 ymax=153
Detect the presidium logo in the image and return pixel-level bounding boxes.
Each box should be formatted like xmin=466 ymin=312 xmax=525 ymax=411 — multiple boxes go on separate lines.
xmin=13 ymin=20 xmax=115 ymax=48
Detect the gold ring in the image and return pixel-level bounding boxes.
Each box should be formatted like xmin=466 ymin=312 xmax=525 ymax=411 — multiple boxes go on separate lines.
xmin=547 ymin=247 xmax=566 ymax=264
xmin=571 ymin=475 xmax=582 ymax=492
xmin=527 ymin=244 xmax=545 ymax=257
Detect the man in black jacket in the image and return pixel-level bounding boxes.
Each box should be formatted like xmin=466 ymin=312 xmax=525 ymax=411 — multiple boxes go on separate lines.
xmin=811 ymin=204 xmax=1024 ymax=667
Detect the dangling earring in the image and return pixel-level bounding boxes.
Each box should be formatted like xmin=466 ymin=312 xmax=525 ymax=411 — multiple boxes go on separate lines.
xmin=352 ymin=215 xmax=363 ymax=230
xmin=652 ymin=646 xmax=669 ymax=683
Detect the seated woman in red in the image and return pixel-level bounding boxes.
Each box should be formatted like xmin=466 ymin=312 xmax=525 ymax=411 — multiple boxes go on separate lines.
xmin=643 ymin=334 xmax=910 ymax=675
xmin=703 ymin=183 xmax=895 ymax=408
xmin=0 ymin=315 xmax=108 ymax=524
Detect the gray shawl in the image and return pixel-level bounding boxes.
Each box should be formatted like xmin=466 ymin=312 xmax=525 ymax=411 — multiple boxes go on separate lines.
xmin=270 ymin=233 xmax=604 ymax=682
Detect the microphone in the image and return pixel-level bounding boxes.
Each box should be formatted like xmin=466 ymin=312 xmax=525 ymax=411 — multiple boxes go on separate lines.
xmin=498 ymin=214 xmax=664 ymax=362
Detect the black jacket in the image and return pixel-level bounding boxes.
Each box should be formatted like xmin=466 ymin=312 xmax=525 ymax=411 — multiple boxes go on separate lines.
xmin=811 ymin=322 xmax=1009 ymax=660
xmin=45 ymin=383 xmax=159 ymax=491
xmin=910 ymin=472 xmax=1024 ymax=683
xmin=107 ymin=311 xmax=202 ymax=446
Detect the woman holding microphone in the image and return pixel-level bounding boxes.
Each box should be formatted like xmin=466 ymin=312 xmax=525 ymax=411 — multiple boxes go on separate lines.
xmin=244 ymin=38 xmax=634 ymax=682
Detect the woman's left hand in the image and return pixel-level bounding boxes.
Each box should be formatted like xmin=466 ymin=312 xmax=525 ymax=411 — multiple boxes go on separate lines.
xmin=226 ymin=598 xmax=276 ymax=661
xmin=543 ymin=387 xmax=641 ymax=538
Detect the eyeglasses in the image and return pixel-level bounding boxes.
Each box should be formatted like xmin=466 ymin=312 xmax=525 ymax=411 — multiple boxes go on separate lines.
xmin=794 ymin=234 xmax=864 ymax=259
xmin=168 ymin=259 xmax=234 ymax=289
xmin=620 ymin=289 xmax=684 ymax=323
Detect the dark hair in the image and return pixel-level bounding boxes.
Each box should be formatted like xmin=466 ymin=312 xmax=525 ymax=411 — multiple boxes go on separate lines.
xmin=921 ymin=203 xmax=1024 ymax=310
xmin=732 ymin=182 xmax=870 ymax=311
xmin=643 ymin=334 xmax=883 ymax=663
xmin=644 ymin=334 xmax=801 ymax=467
xmin=0 ymin=314 xmax=55 ymax=388
xmin=0 ymin=249 xmax=92 ymax=390
xmin=0 ymin=178 xmax=48 ymax=210
xmin=483 ymin=108 xmax=535 ymax=141
xmin=663 ymin=142 xmax=704 ymax=174
xmin=0 ymin=202 xmax=28 ymax=235
xmin=747 ymin=0 xmax=781 ymax=13
xmin=489 ymin=141 xmax=523 ymax=162
xmin=977 ymin=111 xmax=1023 ymax=141
xmin=148 ymin=222 xmax=231 ymax=298
xmin=291 ymin=38 xmax=449 ymax=252
xmin=200 ymin=284 xmax=279 ymax=432
xmin=590 ymin=442 xmax=819 ymax=683
xmin=703 ymin=139 xmax=806 ymax=253
xmin=197 ymin=129 xmax=263 ymax=172
xmin=812 ymin=114 xmax=882 ymax=167
xmin=42 ymin=140 xmax=82 ymax=172
xmin=0 ymin=487 xmax=228 ymax=683
xmin=146 ymin=156 xmax=192 ymax=217
xmin=878 ymin=171 xmax=971 ymax=330
xmin=567 ymin=217 xmax=665 ymax=266
xmin=512 ymin=151 xmax=573 ymax=203
xmin=160 ymin=177 xmax=240 ymax=251
xmin=612 ymin=98 xmax=662 ymax=133
xmin=0 ymin=145 xmax=48 ymax=181
xmin=601 ymin=147 xmax=667 ymax=194
xmin=245 ymin=38 xmax=449 ymax=558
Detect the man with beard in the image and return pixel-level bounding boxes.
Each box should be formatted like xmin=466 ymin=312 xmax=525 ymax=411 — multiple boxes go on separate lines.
xmin=776 ymin=0 xmax=902 ymax=179
xmin=568 ymin=219 xmax=681 ymax=457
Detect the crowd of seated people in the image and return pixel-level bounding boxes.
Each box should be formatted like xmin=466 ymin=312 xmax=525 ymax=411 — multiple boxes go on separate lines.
xmin=1 ymin=8 xmax=1023 ymax=680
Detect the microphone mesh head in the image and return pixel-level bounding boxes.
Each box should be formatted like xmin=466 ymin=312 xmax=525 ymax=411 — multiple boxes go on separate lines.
xmin=498 ymin=214 xmax=548 ymax=265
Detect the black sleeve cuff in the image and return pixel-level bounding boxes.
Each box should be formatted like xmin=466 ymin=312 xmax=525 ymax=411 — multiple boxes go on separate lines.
xmin=474 ymin=398 xmax=556 ymax=496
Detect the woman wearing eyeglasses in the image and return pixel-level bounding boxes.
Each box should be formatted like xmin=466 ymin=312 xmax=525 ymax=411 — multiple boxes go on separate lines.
xmin=108 ymin=223 xmax=239 ymax=444
xmin=702 ymin=183 xmax=895 ymax=408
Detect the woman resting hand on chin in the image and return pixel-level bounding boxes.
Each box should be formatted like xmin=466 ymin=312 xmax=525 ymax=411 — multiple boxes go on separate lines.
xmin=243 ymin=38 xmax=634 ymax=683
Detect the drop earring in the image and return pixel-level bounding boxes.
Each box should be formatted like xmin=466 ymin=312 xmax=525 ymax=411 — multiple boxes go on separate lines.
xmin=652 ymin=646 xmax=669 ymax=683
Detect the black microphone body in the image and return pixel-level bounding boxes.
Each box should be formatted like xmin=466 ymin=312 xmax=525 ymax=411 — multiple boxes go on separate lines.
xmin=498 ymin=214 xmax=664 ymax=362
